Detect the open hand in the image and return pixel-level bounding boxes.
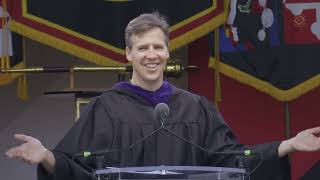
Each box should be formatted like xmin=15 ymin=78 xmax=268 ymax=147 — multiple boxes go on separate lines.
xmin=6 ymin=134 xmax=48 ymax=165
xmin=289 ymin=126 xmax=320 ymax=152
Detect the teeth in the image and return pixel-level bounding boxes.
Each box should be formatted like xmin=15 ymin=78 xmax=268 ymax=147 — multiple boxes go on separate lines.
xmin=145 ymin=63 xmax=158 ymax=68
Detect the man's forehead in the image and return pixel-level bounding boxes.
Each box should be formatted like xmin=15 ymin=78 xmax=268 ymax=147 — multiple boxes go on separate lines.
xmin=133 ymin=28 xmax=165 ymax=38
xmin=131 ymin=30 xmax=166 ymax=45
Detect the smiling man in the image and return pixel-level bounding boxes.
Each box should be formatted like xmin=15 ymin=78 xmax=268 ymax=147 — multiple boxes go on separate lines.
xmin=125 ymin=18 xmax=169 ymax=91
xmin=6 ymin=12 xmax=320 ymax=180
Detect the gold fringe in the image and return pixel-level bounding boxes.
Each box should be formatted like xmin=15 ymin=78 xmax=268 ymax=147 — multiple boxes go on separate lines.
xmin=17 ymin=37 xmax=28 ymax=100
xmin=1 ymin=58 xmax=4 ymax=69
xmin=5 ymin=56 xmax=10 ymax=68
xmin=17 ymin=74 xmax=28 ymax=100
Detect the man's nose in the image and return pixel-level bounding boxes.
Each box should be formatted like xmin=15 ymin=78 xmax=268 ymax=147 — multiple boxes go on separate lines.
xmin=146 ymin=48 xmax=158 ymax=59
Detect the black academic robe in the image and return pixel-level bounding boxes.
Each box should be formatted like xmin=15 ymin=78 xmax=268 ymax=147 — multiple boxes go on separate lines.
xmin=38 ymin=85 xmax=290 ymax=180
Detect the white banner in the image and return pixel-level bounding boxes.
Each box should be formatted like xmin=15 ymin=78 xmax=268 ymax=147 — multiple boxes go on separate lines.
xmin=0 ymin=5 xmax=12 ymax=57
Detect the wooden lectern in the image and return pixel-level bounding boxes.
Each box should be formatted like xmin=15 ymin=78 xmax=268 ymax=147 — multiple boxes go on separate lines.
xmin=45 ymin=88 xmax=107 ymax=120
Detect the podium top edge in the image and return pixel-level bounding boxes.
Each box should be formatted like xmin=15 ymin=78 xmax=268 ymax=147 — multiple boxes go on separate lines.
xmin=44 ymin=88 xmax=109 ymax=95
xmin=95 ymin=166 xmax=246 ymax=175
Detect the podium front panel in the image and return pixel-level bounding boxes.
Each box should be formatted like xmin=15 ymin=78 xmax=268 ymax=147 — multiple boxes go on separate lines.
xmin=94 ymin=166 xmax=245 ymax=180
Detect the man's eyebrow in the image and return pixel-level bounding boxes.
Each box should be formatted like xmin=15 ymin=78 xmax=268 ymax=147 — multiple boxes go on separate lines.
xmin=136 ymin=44 xmax=148 ymax=48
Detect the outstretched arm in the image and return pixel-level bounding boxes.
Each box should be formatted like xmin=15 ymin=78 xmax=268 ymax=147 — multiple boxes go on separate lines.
xmin=278 ymin=126 xmax=320 ymax=157
xmin=6 ymin=134 xmax=56 ymax=174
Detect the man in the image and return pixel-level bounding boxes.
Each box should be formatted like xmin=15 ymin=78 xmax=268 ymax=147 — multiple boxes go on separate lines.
xmin=6 ymin=12 xmax=320 ymax=180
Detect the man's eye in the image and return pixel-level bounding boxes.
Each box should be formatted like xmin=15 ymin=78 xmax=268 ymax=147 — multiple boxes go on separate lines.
xmin=138 ymin=47 xmax=147 ymax=51
xmin=155 ymin=46 xmax=164 ymax=50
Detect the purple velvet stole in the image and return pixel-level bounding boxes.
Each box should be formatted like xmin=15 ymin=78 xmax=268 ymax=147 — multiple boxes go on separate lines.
xmin=113 ymin=81 xmax=172 ymax=106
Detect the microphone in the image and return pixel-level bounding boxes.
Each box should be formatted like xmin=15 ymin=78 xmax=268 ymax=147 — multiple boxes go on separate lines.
xmin=154 ymin=103 xmax=169 ymax=126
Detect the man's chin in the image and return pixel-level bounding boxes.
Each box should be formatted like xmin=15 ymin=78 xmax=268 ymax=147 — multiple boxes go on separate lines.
xmin=143 ymin=76 xmax=163 ymax=83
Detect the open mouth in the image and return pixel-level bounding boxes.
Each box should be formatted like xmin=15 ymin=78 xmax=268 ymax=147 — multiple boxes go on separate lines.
xmin=144 ymin=63 xmax=160 ymax=69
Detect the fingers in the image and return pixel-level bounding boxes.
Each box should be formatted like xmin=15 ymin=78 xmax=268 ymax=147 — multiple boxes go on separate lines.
xmin=6 ymin=147 xmax=35 ymax=165
xmin=6 ymin=134 xmax=45 ymax=165
xmin=6 ymin=145 xmax=26 ymax=158
xmin=14 ymin=134 xmax=36 ymax=143
xmin=6 ymin=134 xmax=36 ymax=158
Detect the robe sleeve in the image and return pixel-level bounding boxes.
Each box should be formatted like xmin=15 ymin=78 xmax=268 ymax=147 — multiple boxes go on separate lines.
xmin=38 ymin=97 xmax=114 ymax=180
xmin=200 ymin=97 xmax=291 ymax=180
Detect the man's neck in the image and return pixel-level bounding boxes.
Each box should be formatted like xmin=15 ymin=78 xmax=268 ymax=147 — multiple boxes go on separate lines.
xmin=130 ymin=78 xmax=163 ymax=92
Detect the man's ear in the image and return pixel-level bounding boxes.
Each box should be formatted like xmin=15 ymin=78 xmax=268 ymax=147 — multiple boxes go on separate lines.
xmin=126 ymin=47 xmax=132 ymax=62
xmin=164 ymin=47 xmax=170 ymax=60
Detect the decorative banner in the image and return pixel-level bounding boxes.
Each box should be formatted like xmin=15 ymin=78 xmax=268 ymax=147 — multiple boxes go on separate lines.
xmin=0 ymin=0 xmax=24 ymax=86
xmin=10 ymin=0 xmax=227 ymax=66
xmin=209 ymin=0 xmax=320 ymax=101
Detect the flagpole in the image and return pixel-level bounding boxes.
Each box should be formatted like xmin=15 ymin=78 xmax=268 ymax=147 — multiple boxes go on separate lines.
xmin=1 ymin=64 xmax=199 ymax=88
xmin=284 ymin=102 xmax=291 ymax=139
xmin=284 ymin=102 xmax=292 ymax=162
xmin=0 ymin=64 xmax=198 ymax=74
xmin=214 ymin=29 xmax=222 ymax=110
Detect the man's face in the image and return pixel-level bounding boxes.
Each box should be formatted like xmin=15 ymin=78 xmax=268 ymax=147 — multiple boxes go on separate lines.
xmin=126 ymin=27 xmax=169 ymax=87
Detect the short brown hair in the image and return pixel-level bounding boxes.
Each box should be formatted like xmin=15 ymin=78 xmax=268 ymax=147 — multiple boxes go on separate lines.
xmin=125 ymin=12 xmax=169 ymax=49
